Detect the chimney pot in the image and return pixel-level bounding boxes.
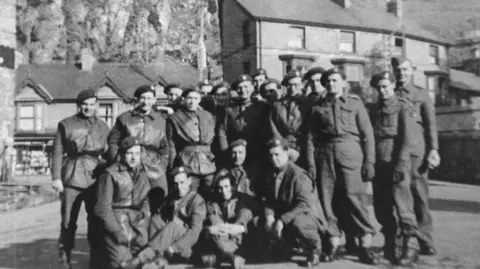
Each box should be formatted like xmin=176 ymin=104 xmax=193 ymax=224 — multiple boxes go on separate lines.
xmin=333 ymin=0 xmax=351 ymax=9
xmin=387 ymin=0 xmax=403 ymax=18
xmin=79 ymin=48 xmax=96 ymax=71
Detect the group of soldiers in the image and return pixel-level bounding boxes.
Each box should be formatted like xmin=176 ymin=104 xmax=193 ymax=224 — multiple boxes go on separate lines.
xmin=52 ymin=56 xmax=441 ymax=269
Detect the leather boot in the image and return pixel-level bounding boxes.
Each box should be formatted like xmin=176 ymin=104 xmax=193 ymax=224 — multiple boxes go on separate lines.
xmin=357 ymin=247 xmax=379 ymax=265
xmin=306 ymin=252 xmax=320 ymax=267
xmin=383 ymin=235 xmax=397 ymax=262
xmin=201 ymin=254 xmax=217 ymax=268
xmin=320 ymin=244 xmax=339 ymax=263
xmin=59 ymin=248 xmax=72 ymax=269
xmin=397 ymin=236 xmax=419 ymax=266
xmin=344 ymin=235 xmax=358 ymax=255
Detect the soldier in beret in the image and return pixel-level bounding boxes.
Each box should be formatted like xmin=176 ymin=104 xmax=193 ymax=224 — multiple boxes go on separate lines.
xmin=164 ymin=84 xmax=183 ymax=113
xmin=128 ymin=166 xmax=206 ymax=269
xmin=392 ymin=57 xmax=439 ymax=256
xmin=303 ymin=67 xmax=326 ymax=102
xmin=260 ymin=78 xmax=283 ymax=104
xmin=370 ymin=71 xmax=419 ymax=265
xmin=218 ymin=74 xmax=272 ymax=168
xmin=255 ymin=138 xmax=326 ymax=266
xmin=167 ymin=88 xmax=217 ymax=198
xmin=305 ymin=68 xmax=378 ymax=264
xmin=51 ymin=88 xmax=110 ymax=269
xmin=198 ymin=79 xmax=214 ymax=97
xmin=107 ymin=84 xmax=169 ymax=211
xmin=269 ymin=70 xmax=312 ymax=167
xmin=95 ymin=137 xmax=155 ymax=269
xmin=252 ymin=68 xmax=268 ymax=103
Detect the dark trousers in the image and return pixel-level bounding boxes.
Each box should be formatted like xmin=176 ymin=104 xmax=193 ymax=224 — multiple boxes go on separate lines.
xmin=316 ymin=141 xmax=375 ymax=237
xmin=410 ymin=155 xmax=434 ymax=246
xmin=59 ymin=185 xmax=102 ymax=267
xmin=145 ymin=216 xmax=192 ymax=260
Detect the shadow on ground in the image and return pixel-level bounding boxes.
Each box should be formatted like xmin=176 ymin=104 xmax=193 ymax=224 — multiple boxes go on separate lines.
xmin=0 ymin=235 xmax=89 ymax=269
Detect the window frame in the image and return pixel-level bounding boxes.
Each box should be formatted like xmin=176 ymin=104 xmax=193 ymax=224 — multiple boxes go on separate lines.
xmin=242 ymin=20 xmax=251 ymax=49
xmin=97 ymin=103 xmax=114 ymax=127
xmin=429 ymin=44 xmax=440 ymax=65
xmin=339 ymin=31 xmax=356 ymax=53
xmin=17 ymin=103 xmax=44 ymax=133
xmin=286 ymin=25 xmax=306 ymax=49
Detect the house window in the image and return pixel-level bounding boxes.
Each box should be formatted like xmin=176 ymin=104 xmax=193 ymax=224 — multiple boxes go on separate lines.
xmin=242 ymin=20 xmax=251 ymax=49
xmin=393 ymin=37 xmax=404 ymax=56
xmin=243 ymin=61 xmax=251 ymax=75
xmin=429 ymin=45 xmax=439 ymax=65
xmin=98 ymin=104 xmax=114 ymax=127
xmin=286 ymin=26 xmax=306 ymax=49
xmin=18 ymin=103 xmax=43 ymax=132
xmin=339 ymin=31 xmax=355 ymax=53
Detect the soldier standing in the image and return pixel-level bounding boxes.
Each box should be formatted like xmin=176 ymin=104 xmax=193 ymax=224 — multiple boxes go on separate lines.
xmin=370 ymin=71 xmax=419 ymax=265
xmin=305 ymin=68 xmax=377 ymax=264
xmin=259 ymin=78 xmax=283 ymax=104
xmin=107 ymin=85 xmax=170 ymax=203
xmin=163 ymin=84 xmax=184 ymax=114
xmin=167 ymin=88 xmax=216 ymax=197
xmin=303 ymin=67 xmax=327 ymax=102
xmin=392 ymin=57 xmax=440 ymax=255
xmin=51 ymin=89 xmax=110 ymax=269
xmin=251 ymin=68 xmax=268 ymax=103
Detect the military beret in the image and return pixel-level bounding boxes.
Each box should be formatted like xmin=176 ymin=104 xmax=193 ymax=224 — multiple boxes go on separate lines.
xmin=252 ymin=68 xmax=268 ymax=78
xmin=303 ymin=67 xmax=326 ymax=81
xmin=229 ymin=139 xmax=247 ymax=149
xmin=76 ymin=88 xmax=97 ymax=104
xmin=266 ymin=138 xmax=289 ymax=150
xmin=370 ymin=71 xmax=396 ymax=88
xmin=263 ymin=78 xmax=281 ymax=87
xmin=212 ymin=82 xmax=230 ymax=95
xmin=134 ymin=84 xmax=156 ymax=98
xmin=391 ymin=56 xmax=412 ymax=68
xmin=170 ymin=166 xmax=192 ymax=177
xmin=281 ymin=69 xmax=302 ymax=86
xmin=320 ymin=68 xmax=346 ymax=87
xmin=181 ymin=88 xmax=201 ymax=98
xmin=198 ymin=79 xmax=213 ymax=87
xmin=164 ymin=84 xmax=183 ymax=94
xmin=120 ymin=137 xmax=140 ymax=153
xmin=232 ymin=74 xmax=253 ymax=89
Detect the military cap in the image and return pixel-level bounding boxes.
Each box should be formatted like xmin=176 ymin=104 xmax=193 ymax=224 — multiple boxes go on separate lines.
xmin=391 ymin=56 xmax=412 ymax=68
xmin=232 ymin=74 xmax=253 ymax=89
xmin=303 ymin=67 xmax=326 ymax=81
xmin=134 ymin=84 xmax=156 ymax=98
xmin=370 ymin=71 xmax=396 ymax=88
xmin=164 ymin=84 xmax=183 ymax=94
xmin=229 ymin=139 xmax=247 ymax=149
xmin=212 ymin=82 xmax=230 ymax=95
xmin=119 ymin=136 xmax=140 ymax=153
xmin=281 ymin=69 xmax=302 ymax=86
xmin=263 ymin=78 xmax=281 ymax=87
xmin=170 ymin=166 xmax=192 ymax=177
xmin=198 ymin=79 xmax=213 ymax=88
xmin=76 ymin=88 xmax=97 ymax=104
xmin=181 ymin=88 xmax=201 ymax=98
xmin=266 ymin=138 xmax=289 ymax=150
xmin=320 ymin=68 xmax=346 ymax=87
xmin=252 ymin=68 xmax=268 ymax=78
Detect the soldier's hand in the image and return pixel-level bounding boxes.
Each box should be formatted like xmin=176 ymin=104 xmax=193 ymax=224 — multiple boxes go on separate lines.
xmin=274 ymin=220 xmax=284 ymax=239
xmin=165 ymin=246 xmax=176 ymax=258
xmin=265 ymin=215 xmax=275 ymax=231
xmin=52 ymin=179 xmax=64 ymax=193
xmin=361 ymin=162 xmax=375 ymax=182
xmin=427 ymin=149 xmax=441 ymax=169
xmin=288 ymin=148 xmax=300 ymax=162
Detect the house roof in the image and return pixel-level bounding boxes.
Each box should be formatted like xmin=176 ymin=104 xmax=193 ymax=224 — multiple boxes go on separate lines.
xmin=450 ymin=69 xmax=480 ymax=92
xmin=16 ymin=56 xmax=199 ymax=101
xmin=234 ymin=0 xmax=450 ymax=45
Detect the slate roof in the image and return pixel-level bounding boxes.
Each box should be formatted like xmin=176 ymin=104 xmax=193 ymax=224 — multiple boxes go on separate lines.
xmin=234 ymin=0 xmax=450 ymax=45
xmin=450 ymin=69 xmax=480 ymax=92
xmin=16 ymin=56 xmax=199 ymax=101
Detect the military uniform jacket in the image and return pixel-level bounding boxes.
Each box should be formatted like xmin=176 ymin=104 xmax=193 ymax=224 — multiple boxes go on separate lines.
xmin=395 ymin=81 xmax=438 ymax=157
xmin=167 ymin=108 xmax=216 ymax=175
xmin=95 ymin=162 xmax=152 ymax=240
xmin=260 ymin=162 xmax=326 ymax=231
xmin=52 ymin=114 xmax=109 ymax=188
xmin=152 ymin=191 xmax=206 ymax=254
xmin=107 ymin=109 xmax=169 ymax=183
xmin=371 ymin=96 xmax=414 ymax=165
xmin=218 ymin=100 xmax=271 ymax=164
xmin=224 ymin=165 xmax=258 ymax=196
xmin=305 ymin=94 xmax=375 ymax=167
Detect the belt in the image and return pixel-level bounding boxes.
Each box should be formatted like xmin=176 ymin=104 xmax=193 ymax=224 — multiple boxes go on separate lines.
xmin=67 ymin=152 xmax=101 ymax=158
xmin=182 ymin=145 xmax=211 ymax=153
xmin=315 ymin=135 xmax=360 ymax=145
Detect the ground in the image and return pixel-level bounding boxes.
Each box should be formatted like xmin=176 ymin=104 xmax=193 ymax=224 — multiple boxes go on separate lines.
xmin=0 ymin=180 xmax=479 ymax=269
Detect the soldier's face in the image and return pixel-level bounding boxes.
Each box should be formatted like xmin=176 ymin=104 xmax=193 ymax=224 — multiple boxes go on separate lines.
xmin=173 ymin=173 xmax=191 ymax=198
xmin=78 ymin=97 xmax=98 ymax=117
xmin=137 ymin=92 xmax=156 ymax=112
xmin=310 ymin=73 xmax=325 ymax=94
xmin=237 ymin=81 xmax=254 ymax=100
xmin=377 ymin=79 xmax=396 ymax=100
xmin=214 ymin=87 xmax=229 ymax=106
xmin=231 ymin=145 xmax=246 ymax=165
xmin=263 ymin=83 xmax=281 ymax=103
xmin=269 ymin=146 xmax=289 ymax=168
xmin=167 ymin=88 xmax=183 ymax=103
xmin=123 ymin=145 xmax=142 ymax=169
xmin=217 ymin=178 xmax=233 ymax=201
xmin=394 ymin=61 xmax=413 ymax=84
xmin=325 ymin=73 xmax=345 ymax=95
xmin=253 ymin=75 xmax=266 ymax=90
xmin=184 ymin=91 xmax=201 ymax=111
xmin=200 ymin=85 xmax=213 ymax=96
xmin=286 ymin=77 xmax=303 ymax=96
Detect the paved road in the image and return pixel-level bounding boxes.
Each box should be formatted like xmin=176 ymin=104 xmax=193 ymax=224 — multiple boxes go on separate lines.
xmin=0 ymin=180 xmax=479 ymax=269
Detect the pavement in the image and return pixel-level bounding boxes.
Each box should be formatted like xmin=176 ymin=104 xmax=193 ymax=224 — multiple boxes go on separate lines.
xmin=0 ymin=180 xmax=479 ymax=269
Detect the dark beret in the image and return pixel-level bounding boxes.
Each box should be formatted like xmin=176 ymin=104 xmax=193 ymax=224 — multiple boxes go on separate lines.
xmin=134 ymin=84 xmax=156 ymax=98
xmin=198 ymin=79 xmax=213 ymax=87
xmin=76 ymin=88 xmax=97 ymax=104
xmin=170 ymin=166 xmax=192 ymax=177
xmin=303 ymin=67 xmax=326 ymax=81
xmin=164 ymin=84 xmax=183 ymax=94
xmin=266 ymin=138 xmax=289 ymax=150
xmin=119 ymin=137 xmax=140 ymax=153
xmin=229 ymin=139 xmax=247 ymax=149
xmin=391 ymin=56 xmax=412 ymax=68
xmin=370 ymin=71 xmax=396 ymax=88
xmin=212 ymin=82 xmax=230 ymax=95
xmin=181 ymin=88 xmax=201 ymax=98
xmin=252 ymin=68 xmax=268 ymax=78
xmin=320 ymin=68 xmax=346 ymax=87
xmin=281 ymin=69 xmax=302 ymax=86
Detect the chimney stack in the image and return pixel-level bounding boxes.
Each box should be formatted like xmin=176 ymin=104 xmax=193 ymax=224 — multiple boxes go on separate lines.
xmin=79 ymin=48 xmax=96 ymax=71
xmin=387 ymin=0 xmax=403 ymax=18
xmin=333 ymin=0 xmax=351 ymax=9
